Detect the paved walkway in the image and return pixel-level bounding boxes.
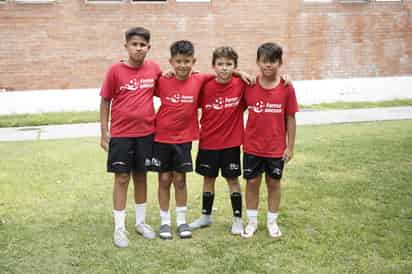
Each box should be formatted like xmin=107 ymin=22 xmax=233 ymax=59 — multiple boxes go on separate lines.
xmin=0 ymin=106 xmax=411 ymax=142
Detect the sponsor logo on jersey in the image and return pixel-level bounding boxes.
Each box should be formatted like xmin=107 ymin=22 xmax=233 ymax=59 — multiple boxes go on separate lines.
xmin=120 ymin=78 xmax=155 ymax=91
xmin=248 ymin=101 xmax=282 ymax=113
xmin=205 ymin=96 xmax=241 ymax=110
xmin=165 ymin=92 xmax=194 ymax=104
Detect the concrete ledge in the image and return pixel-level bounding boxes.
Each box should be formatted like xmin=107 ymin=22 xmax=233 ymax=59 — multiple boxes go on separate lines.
xmin=0 ymin=76 xmax=411 ymax=115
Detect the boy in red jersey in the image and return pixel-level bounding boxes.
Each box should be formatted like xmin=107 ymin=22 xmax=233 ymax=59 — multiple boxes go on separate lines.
xmin=100 ymin=27 xmax=160 ymax=248
xmin=241 ymin=42 xmax=298 ymax=239
xmin=189 ymin=47 xmax=245 ymax=235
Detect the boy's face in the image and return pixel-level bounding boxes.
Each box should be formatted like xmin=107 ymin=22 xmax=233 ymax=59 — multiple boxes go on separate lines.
xmin=213 ymin=57 xmax=236 ymax=83
xmin=257 ymin=57 xmax=281 ymax=78
xmin=169 ymin=54 xmax=196 ymax=80
xmin=125 ymin=36 xmax=150 ymax=64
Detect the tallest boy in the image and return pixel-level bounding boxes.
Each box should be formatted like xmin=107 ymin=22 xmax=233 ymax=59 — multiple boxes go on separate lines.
xmin=100 ymin=27 xmax=160 ymax=248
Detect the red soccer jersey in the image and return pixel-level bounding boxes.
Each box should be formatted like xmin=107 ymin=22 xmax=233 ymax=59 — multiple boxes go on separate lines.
xmin=100 ymin=61 xmax=161 ymax=137
xmin=154 ymin=73 xmax=213 ymax=144
xmin=199 ymin=77 xmax=246 ymax=150
xmin=244 ymin=78 xmax=299 ymax=158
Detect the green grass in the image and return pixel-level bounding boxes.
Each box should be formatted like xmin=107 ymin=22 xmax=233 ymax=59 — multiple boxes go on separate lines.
xmin=1 ymin=99 xmax=412 ymax=128
xmin=1 ymin=121 xmax=411 ymax=273
xmin=300 ymin=98 xmax=412 ymax=110
xmin=0 ymin=111 xmax=99 ymax=128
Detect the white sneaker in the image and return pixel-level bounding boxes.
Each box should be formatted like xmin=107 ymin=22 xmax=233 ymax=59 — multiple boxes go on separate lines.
xmin=189 ymin=215 xmax=212 ymax=230
xmin=241 ymin=221 xmax=257 ymax=239
xmin=231 ymin=217 xmax=244 ymax=235
xmin=135 ymin=223 xmax=156 ymax=240
xmin=267 ymin=221 xmax=282 ymax=239
xmin=113 ymin=227 xmax=129 ymax=248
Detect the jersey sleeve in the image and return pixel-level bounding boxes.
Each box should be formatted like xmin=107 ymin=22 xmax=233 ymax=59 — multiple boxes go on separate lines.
xmin=285 ymin=84 xmax=299 ymax=115
xmin=100 ymin=66 xmax=116 ymax=100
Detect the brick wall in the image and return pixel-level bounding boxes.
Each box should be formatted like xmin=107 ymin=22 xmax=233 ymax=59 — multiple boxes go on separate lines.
xmin=0 ymin=0 xmax=411 ymax=91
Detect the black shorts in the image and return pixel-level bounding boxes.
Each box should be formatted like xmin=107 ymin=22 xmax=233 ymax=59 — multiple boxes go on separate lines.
xmin=243 ymin=152 xmax=285 ymax=180
xmin=195 ymin=147 xmax=241 ymax=179
xmin=152 ymin=142 xmax=193 ymax=173
xmin=107 ymin=134 xmax=154 ymax=173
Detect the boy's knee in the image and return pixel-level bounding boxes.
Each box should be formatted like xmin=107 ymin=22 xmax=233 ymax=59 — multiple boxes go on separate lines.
xmin=173 ymin=179 xmax=186 ymax=190
xmin=115 ymin=173 xmax=130 ymax=185
xmin=267 ymin=180 xmax=281 ymax=192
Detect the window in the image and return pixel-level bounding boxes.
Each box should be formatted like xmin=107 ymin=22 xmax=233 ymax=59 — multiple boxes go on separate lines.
xmin=131 ymin=0 xmax=166 ymax=2
xmin=303 ymin=0 xmax=333 ymax=2
xmin=15 ymin=0 xmax=56 ymax=3
xmin=176 ymin=0 xmax=210 ymax=2
xmin=85 ymin=0 xmax=123 ymax=3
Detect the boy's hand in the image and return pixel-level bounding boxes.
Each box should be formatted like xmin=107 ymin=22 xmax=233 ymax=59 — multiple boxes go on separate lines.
xmin=282 ymin=147 xmax=293 ymax=163
xmin=238 ymin=71 xmax=256 ymax=85
xmin=101 ymin=131 xmax=110 ymax=152
xmin=162 ymin=69 xmax=175 ymax=78
xmin=282 ymin=74 xmax=292 ymax=86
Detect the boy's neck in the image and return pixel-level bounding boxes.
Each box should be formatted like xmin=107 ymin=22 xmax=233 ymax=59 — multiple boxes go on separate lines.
xmin=175 ymin=73 xmax=190 ymax=81
xmin=125 ymin=58 xmax=144 ymax=68
xmin=259 ymin=74 xmax=281 ymax=89
xmin=215 ymin=76 xmax=232 ymax=84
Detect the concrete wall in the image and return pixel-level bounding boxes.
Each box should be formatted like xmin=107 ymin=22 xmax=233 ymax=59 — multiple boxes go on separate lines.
xmin=1 ymin=76 xmax=411 ymax=115
xmin=0 ymin=0 xmax=411 ymax=91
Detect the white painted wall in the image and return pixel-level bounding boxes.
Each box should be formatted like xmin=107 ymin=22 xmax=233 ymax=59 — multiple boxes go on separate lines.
xmin=0 ymin=76 xmax=411 ymax=115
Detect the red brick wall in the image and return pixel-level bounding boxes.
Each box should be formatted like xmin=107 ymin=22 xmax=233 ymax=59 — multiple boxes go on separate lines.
xmin=0 ymin=0 xmax=411 ymax=91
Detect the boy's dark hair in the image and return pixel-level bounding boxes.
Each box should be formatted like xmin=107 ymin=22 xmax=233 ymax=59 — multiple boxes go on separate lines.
xmin=125 ymin=27 xmax=150 ymax=43
xmin=170 ymin=40 xmax=195 ymax=57
xmin=257 ymin=42 xmax=283 ymax=64
xmin=212 ymin=46 xmax=238 ymax=67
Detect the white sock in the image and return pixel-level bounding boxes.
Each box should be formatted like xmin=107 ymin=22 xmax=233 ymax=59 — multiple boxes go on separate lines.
xmin=113 ymin=209 xmax=126 ymax=231
xmin=160 ymin=210 xmax=171 ymax=226
xmin=267 ymin=211 xmax=279 ymax=224
xmin=135 ymin=203 xmax=147 ymax=225
xmin=176 ymin=206 xmax=187 ymax=226
xmin=246 ymin=209 xmax=258 ymax=224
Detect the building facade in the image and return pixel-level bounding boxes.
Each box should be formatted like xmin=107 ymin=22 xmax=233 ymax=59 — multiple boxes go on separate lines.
xmin=0 ymin=0 xmax=411 ymax=91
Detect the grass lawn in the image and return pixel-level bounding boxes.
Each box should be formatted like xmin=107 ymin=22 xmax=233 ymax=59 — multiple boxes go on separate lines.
xmin=0 ymin=121 xmax=411 ymax=274
xmin=300 ymin=98 xmax=412 ymax=110
xmin=1 ymin=99 xmax=412 ymax=128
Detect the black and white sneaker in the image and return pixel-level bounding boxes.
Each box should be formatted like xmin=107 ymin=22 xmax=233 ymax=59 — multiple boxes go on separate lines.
xmin=159 ymin=224 xmax=173 ymax=240
xmin=177 ymin=223 xmax=192 ymax=239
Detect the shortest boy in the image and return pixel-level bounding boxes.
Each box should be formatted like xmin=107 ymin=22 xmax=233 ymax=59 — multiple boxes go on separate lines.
xmin=242 ymin=42 xmax=298 ymax=239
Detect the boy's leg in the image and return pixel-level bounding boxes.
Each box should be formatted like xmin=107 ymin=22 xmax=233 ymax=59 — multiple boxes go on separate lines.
xmin=242 ymin=153 xmax=264 ymax=238
xmin=113 ymin=172 xmax=130 ymax=247
xmin=107 ymin=137 xmax=134 ymax=247
xmin=220 ymin=147 xmax=243 ymax=235
xmin=191 ymin=149 xmax=219 ymax=230
xmin=158 ymin=171 xmax=173 ymax=222
xmin=153 ymin=142 xmax=175 ymax=239
xmin=173 ymin=171 xmax=187 ymax=223
xmin=132 ymin=171 xmax=155 ymax=239
xmin=173 ymin=171 xmax=191 ymax=238
xmin=158 ymin=171 xmax=173 ymax=239
xmin=264 ymin=158 xmax=285 ymax=238
xmin=189 ymin=176 xmax=215 ymax=229
xmin=172 ymin=143 xmax=193 ymax=238
xmin=227 ymin=177 xmax=243 ymax=235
